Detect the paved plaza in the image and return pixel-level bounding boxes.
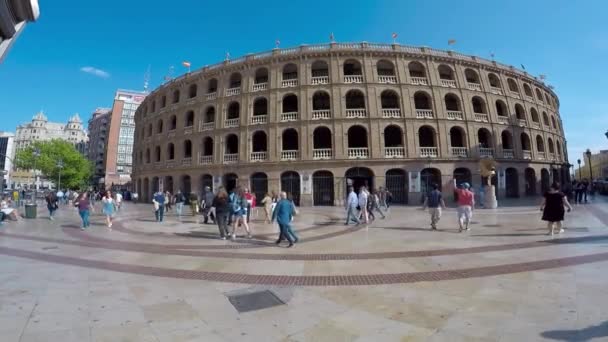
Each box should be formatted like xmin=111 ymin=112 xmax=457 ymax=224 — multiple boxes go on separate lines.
xmin=0 ymin=198 xmax=608 ymax=341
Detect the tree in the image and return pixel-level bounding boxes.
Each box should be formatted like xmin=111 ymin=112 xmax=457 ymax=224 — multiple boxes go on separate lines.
xmin=15 ymin=140 xmax=93 ymax=190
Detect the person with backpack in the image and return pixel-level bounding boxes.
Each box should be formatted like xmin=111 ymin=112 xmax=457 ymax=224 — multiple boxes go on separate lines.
xmin=230 ymin=187 xmax=251 ymax=240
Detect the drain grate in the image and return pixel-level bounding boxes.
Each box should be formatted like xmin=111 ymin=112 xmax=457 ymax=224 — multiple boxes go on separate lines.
xmin=227 ymin=290 xmax=285 ymax=313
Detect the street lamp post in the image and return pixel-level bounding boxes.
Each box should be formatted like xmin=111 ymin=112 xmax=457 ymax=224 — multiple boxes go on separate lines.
xmin=577 ymin=159 xmax=582 ymax=181
xmin=32 ymin=148 xmax=40 ymax=203
xmin=585 ymin=149 xmax=593 ymax=181
xmin=57 ymin=159 xmax=64 ymax=192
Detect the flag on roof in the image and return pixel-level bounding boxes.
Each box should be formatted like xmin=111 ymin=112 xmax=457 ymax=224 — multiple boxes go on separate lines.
xmin=448 ymin=39 xmax=456 ymax=45
xmin=275 ymin=39 xmax=281 ymax=48
xmin=182 ymin=61 xmax=191 ymax=68
xmin=392 ymin=32 xmax=398 ymax=39
xmin=329 ymin=32 xmax=334 ymax=41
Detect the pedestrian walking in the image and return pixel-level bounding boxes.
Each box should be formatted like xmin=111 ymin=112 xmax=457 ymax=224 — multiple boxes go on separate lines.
xmin=74 ymin=193 xmax=91 ymax=230
xmin=45 ymin=191 xmax=58 ymax=220
xmin=211 ymin=188 xmax=230 ymax=239
xmin=102 ymin=191 xmax=116 ymax=229
xmin=201 ymin=186 xmax=215 ymax=224
xmin=164 ymin=191 xmax=172 ymax=212
xmin=56 ymin=189 xmax=64 ymax=206
xmin=189 ymin=192 xmax=199 ymax=216
xmin=273 ymin=191 xmax=297 ymax=247
xmin=367 ymin=189 xmax=386 ymax=221
xmin=422 ymin=184 xmax=446 ymax=230
xmin=230 ymin=187 xmax=251 ymax=240
xmin=453 ymin=179 xmax=475 ymax=232
xmin=115 ymin=191 xmax=123 ymax=211
xmin=153 ymin=190 xmax=165 ymax=222
xmin=261 ymin=193 xmax=273 ymax=224
xmin=244 ymin=188 xmax=255 ymax=223
xmin=541 ymin=182 xmax=573 ymax=236
xmin=344 ymin=186 xmax=360 ymax=225
xmin=358 ymin=186 xmax=370 ymax=224
xmin=174 ymin=190 xmax=185 ymax=216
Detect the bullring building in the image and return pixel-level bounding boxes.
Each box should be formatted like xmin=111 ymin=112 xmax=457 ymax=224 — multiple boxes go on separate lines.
xmin=132 ymin=42 xmax=569 ymax=206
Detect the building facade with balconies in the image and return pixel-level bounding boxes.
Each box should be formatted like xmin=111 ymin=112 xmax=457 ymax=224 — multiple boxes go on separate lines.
xmin=132 ymin=42 xmax=568 ymax=206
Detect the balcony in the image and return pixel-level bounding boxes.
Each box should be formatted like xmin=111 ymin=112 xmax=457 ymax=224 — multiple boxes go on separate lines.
xmin=382 ymin=108 xmax=401 ymax=118
xmin=281 ymin=79 xmax=298 ymax=88
xmin=503 ymin=149 xmax=514 ymax=159
xmin=497 ymin=116 xmax=509 ymax=125
xmin=467 ymin=83 xmax=482 ymax=91
xmin=166 ymin=160 xmax=176 ymax=168
xmin=313 ymin=148 xmax=332 ymax=160
xmin=280 ymin=112 xmax=298 ymax=122
xmin=223 ymin=153 xmax=238 ymax=163
xmin=311 ymin=76 xmax=329 ymax=85
xmin=384 ymin=147 xmax=405 ymax=158
xmin=474 ymin=113 xmax=489 ymax=122
xmin=198 ymin=155 xmax=213 ymax=165
xmin=490 ymin=87 xmax=503 ymax=95
xmin=225 ymin=118 xmax=239 ymax=128
xmin=510 ymin=91 xmax=521 ymax=99
xmin=348 ymin=147 xmax=369 ymax=159
xmin=518 ymin=119 xmax=527 ymax=127
xmin=205 ymin=92 xmax=217 ymax=101
xmin=312 ymin=110 xmax=331 ymax=120
xmin=344 ymin=75 xmax=363 ymax=83
xmin=378 ymin=75 xmax=397 ymax=84
xmin=531 ymin=122 xmax=541 ymax=129
xmin=548 ymin=153 xmax=556 ymax=161
xmin=440 ymin=79 xmax=457 ymax=88
xmin=451 ymin=147 xmax=468 ymax=157
xmin=251 ymin=115 xmax=267 ymax=125
xmin=154 ymin=162 xmax=163 ymax=168
xmin=523 ymin=150 xmax=532 ymax=160
xmin=446 ymin=111 xmax=464 ymax=120
xmin=410 ymin=77 xmax=428 ymax=86
xmin=250 ymin=151 xmax=268 ymax=162
xmin=281 ymin=150 xmax=299 ymax=161
xmin=184 ymin=126 xmax=193 ymax=135
xmin=199 ymin=121 xmax=214 ymax=131
xmin=525 ymin=96 xmax=535 ymax=102
xmin=416 ymin=109 xmax=434 ymax=119
xmin=252 ymin=83 xmax=267 ymax=92
xmin=225 ymin=88 xmax=240 ymax=97
xmin=345 ymin=109 xmax=367 ymax=118
xmin=537 ymin=151 xmax=546 ymax=160
xmin=182 ymin=157 xmax=192 ymax=166
xmin=419 ymin=147 xmax=438 ymax=158
xmin=479 ymin=148 xmax=494 ymax=158
xmin=167 ymin=130 xmax=176 ymax=138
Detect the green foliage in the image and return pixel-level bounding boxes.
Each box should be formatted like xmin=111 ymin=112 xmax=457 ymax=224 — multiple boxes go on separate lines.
xmin=15 ymin=140 xmax=93 ymax=190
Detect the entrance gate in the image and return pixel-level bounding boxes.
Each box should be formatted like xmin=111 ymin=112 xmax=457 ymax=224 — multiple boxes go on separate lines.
xmin=281 ymin=171 xmax=301 ymax=206
xmin=312 ymin=171 xmax=334 ymax=206
xmin=385 ymin=169 xmax=408 ymax=204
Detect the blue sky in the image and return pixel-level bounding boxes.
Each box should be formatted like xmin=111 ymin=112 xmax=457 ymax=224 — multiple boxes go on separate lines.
xmin=1 ymin=0 xmax=607 ymax=166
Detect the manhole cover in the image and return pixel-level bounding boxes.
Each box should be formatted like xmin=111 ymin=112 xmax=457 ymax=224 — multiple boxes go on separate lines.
xmin=227 ymin=290 xmax=285 ymax=313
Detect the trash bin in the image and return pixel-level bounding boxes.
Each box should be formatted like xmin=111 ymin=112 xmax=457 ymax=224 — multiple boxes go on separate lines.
xmin=25 ymin=204 xmax=37 ymax=219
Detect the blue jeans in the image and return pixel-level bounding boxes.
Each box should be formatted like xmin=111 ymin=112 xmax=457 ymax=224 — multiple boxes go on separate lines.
xmin=176 ymin=202 xmax=183 ymax=216
xmin=155 ymin=205 xmax=165 ymax=222
xmin=79 ymin=210 xmax=90 ymax=228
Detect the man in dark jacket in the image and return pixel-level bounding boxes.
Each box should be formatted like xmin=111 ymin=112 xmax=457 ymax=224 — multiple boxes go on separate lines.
xmin=202 ymin=186 xmax=215 ymax=224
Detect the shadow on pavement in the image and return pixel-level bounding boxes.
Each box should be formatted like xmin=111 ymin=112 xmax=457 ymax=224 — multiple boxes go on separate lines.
xmin=541 ymin=320 xmax=608 ymax=341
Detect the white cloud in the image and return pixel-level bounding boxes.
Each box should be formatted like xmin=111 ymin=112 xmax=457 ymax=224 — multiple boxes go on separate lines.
xmin=80 ymin=66 xmax=110 ymax=79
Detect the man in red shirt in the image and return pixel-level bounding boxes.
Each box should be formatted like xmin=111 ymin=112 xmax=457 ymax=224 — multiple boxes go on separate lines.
xmin=453 ymin=178 xmax=475 ymax=232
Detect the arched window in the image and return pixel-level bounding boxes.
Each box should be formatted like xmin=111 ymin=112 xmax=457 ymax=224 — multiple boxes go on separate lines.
xmin=147 ymin=123 xmax=153 ymax=137
xmin=229 ymin=73 xmax=241 ymax=88
xmin=311 ymin=60 xmax=329 ymax=77
xmin=551 ymin=116 xmax=557 ymax=129
xmin=542 ymin=111 xmax=549 ymax=126
xmin=145 ymin=149 xmax=150 ymax=163
xmin=408 ymin=61 xmax=426 ymax=78
xmin=488 ymin=73 xmax=501 ymax=88
xmin=204 ymin=107 xmax=215 ymax=123
xmin=151 ymin=100 xmax=156 ymax=113
xmin=253 ymin=98 xmax=268 ymax=116
xmin=207 ymin=79 xmax=218 ymax=93
xmin=282 ymin=63 xmax=298 ymax=80
xmin=438 ymin=64 xmax=455 ymax=80
xmin=312 ymin=91 xmax=330 ymax=110
xmin=414 ymin=91 xmax=432 ymax=109
xmin=478 ymin=128 xmax=493 ymax=148
xmin=227 ymin=102 xmax=240 ymax=119
xmin=172 ymin=89 xmax=180 ymax=103
xmin=383 ymin=125 xmax=403 ymax=147
xmin=556 ymin=141 xmax=562 ymax=156
xmin=347 ymin=125 xmax=368 ymax=148
xmin=523 ymin=84 xmax=533 ymax=97
xmin=225 ymin=134 xmax=238 ymax=154
xmin=161 ymin=95 xmax=167 ymax=108
xmin=530 ymin=108 xmax=539 ymax=123
xmin=343 ymin=59 xmax=362 ymax=76
xmin=282 ymin=128 xmax=299 ymax=151
xmin=536 ymin=135 xmax=545 ymax=152
xmin=515 ymin=104 xmax=526 ymax=120
xmin=496 ymin=100 xmax=508 ymax=117
xmin=471 ymin=96 xmax=487 ymax=113
xmin=251 ymin=131 xmax=267 ymax=152
xmin=465 ymin=68 xmax=480 ymax=84
xmin=548 ymin=138 xmax=555 ymax=154
xmin=255 ymin=68 xmax=268 ymax=84
xmin=184 ymin=111 xmax=194 ymax=127
xmin=507 ymin=78 xmax=519 ymax=93
xmin=535 ymin=88 xmax=543 ymax=101
xmin=380 ymin=90 xmax=400 ymax=109
xmin=313 ymin=126 xmax=332 ymax=149
xmin=282 ymin=94 xmax=298 ymax=113
xmin=450 ymin=126 xmax=465 ymax=147
xmin=188 ymin=84 xmax=197 ymax=98
xmin=156 ymin=119 xmax=163 ymax=134
xmin=183 ymin=140 xmax=192 ymax=158
xmin=418 ymin=126 xmax=436 ymax=147
xmin=345 ymin=90 xmax=365 ymax=109
xmin=202 ymin=137 xmax=213 ymax=156
xmin=544 ymin=93 xmax=551 ymax=105
xmin=377 ymin=60 xmax=395 ymax=76
xmin=501 ymin=130 xmax=513 ymax=149
xmin=155 ymin=146 xmax=161 ymax=162
xmin=445 ymin=94 xmax=461 ymax=111
xmin=521 ymin=133 xmax=531 ymax=151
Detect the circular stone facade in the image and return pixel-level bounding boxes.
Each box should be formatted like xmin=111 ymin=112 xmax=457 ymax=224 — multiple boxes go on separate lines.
xmin=132 ymin=42 xmax=568 ymax=206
